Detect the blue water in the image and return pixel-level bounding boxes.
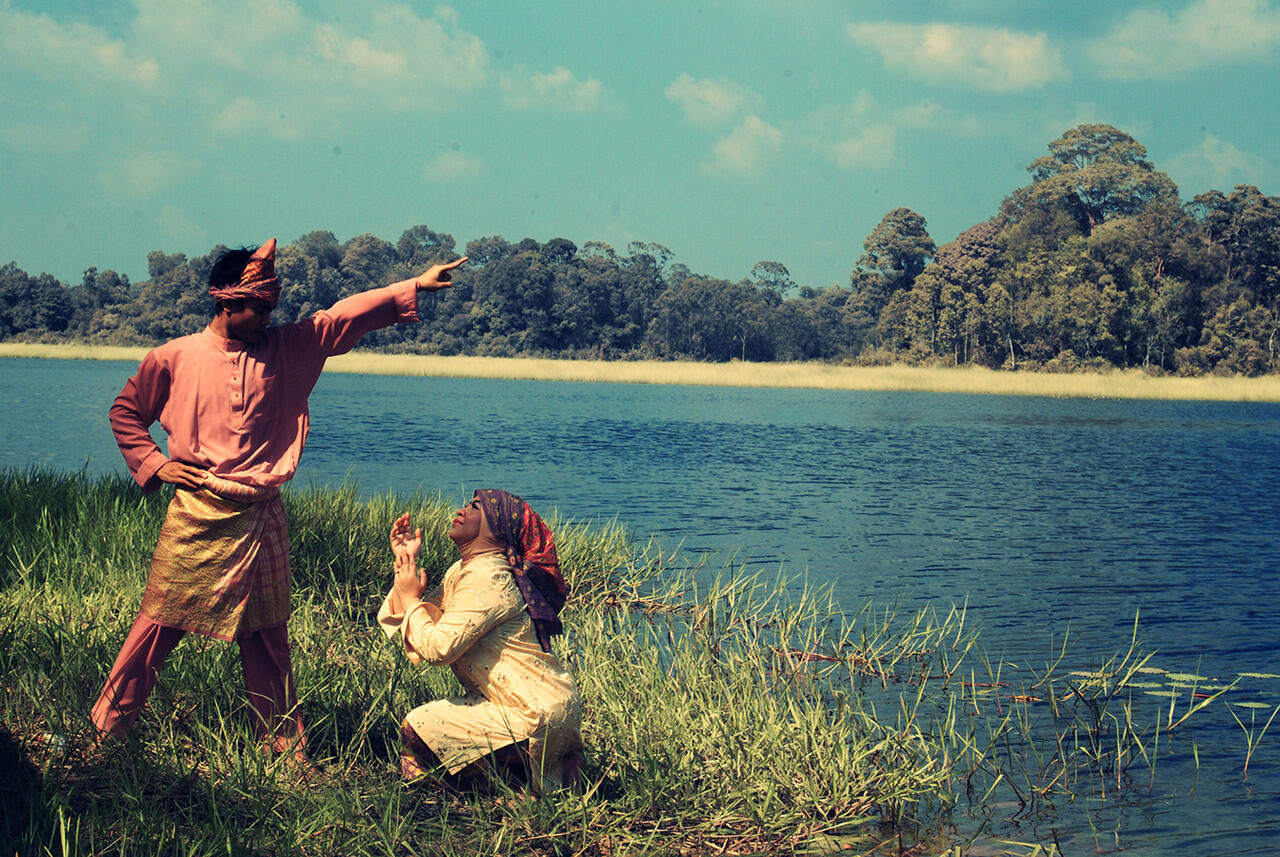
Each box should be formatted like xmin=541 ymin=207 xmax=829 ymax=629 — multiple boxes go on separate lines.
xmin=3 ymin=356 xmax=1279 ymax=855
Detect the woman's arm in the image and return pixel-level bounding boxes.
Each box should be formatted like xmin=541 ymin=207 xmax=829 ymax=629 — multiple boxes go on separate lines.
xmin=378 ymin=584 xmax=441 ymax=655
xmin=389 ymin=512 xmax=425 ymax=614
xmin=402 ymin=560 xmax=522 ymax=665
xmin=380 ymin=513 xmax=440 ymax=647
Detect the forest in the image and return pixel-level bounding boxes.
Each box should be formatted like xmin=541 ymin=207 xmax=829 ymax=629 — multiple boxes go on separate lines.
xmin=2 ymin=124 xmax=1277 ymax=376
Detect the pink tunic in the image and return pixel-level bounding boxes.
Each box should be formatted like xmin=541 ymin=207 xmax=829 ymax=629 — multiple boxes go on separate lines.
xmin=110 ymin=281 xmax=419 ymax=492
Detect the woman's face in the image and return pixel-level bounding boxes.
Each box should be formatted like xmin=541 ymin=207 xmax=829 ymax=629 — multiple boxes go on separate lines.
xmin=449 ymin=499 xmax=485 ymax=544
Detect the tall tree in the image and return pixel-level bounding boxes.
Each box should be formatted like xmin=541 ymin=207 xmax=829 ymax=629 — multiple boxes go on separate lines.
xmin=395 ymin=225 xmax=456 ymax=270
xmin=985 ymin=282 xmax=1016 ymax=368
xmin=848 ymin=207 xmax=935 ymax=355
xmin=293 ymin=231 xmax=342 ymax=269
xmin=126 ymin=251 xmax=213 ymax=341
xmin=469 ymin=241 xmax=561 ymax=354
xmin=748 ymin=261 xmax=795 ymax=296
xmin=904 ymin=220 xmax=1001 ymax=360
xmin=0 ymin=265 xmax=73 ymax=336
xmin=852 ymin=207 xmax=935 ymax=293
xmin=339 ymin=233 xmax=397 ymax=294
xmin=646 ymin=277 xmax=773 ymax=362
xmin=1189 ymin=185 xmax=1280 ymax=313
xmin=1195 ymin=296 xmax=1275 ymax=375
xmin=1025 ymin=124 xmax=1178 ymax=234
xmin=69 ymin=267 xmax=131 ymax=338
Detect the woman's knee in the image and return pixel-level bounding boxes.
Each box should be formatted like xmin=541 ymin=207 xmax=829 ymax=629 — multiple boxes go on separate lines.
xmin=399 ymin=720 xmax=445 ymax=773
xmin=400 ymin=721 xmax=434 ymax=756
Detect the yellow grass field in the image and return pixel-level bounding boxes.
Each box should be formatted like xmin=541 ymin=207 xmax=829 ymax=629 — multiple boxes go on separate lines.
xmin=4 ymin=342 xmax=1280 ymax=402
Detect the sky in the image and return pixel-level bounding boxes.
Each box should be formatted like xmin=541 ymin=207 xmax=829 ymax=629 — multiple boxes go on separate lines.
xmin=2 ymin=0 xmax=1278 ymax=291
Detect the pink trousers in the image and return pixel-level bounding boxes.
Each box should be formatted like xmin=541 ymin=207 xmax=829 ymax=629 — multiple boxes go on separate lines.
xmin=91 ymin=614 xmax=305 ymax=748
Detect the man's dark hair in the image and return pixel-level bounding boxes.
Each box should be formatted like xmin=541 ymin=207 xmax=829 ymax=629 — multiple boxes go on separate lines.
xmin=210 ymin=246 xmax=255 ymax=314
xmin=209 ymin=247 xmax=255 ymax=289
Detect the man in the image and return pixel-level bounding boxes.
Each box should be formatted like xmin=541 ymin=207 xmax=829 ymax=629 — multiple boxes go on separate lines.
xmin=91 ymin=238 xmax=466 ymax=760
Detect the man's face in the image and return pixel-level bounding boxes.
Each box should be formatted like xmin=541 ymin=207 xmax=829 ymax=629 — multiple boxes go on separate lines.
xmin=223 ymin=298 xmax=275 ymax=343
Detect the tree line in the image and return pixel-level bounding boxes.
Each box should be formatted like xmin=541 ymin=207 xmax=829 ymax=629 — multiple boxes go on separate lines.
xmin=3 ymin=124 xmax=1277 ymax=375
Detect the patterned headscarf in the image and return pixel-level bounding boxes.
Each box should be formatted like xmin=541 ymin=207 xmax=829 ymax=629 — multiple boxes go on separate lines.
xmin=474 ymin=489 xmax=568 ymax=652
xmin=208 ymin=238 xmax=281 ymax=303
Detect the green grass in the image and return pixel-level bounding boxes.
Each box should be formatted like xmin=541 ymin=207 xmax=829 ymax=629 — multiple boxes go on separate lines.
xmin=0 ymin=469 xmax=1264 ymax=856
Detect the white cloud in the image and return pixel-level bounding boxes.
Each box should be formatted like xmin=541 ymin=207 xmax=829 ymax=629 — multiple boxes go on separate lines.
xmin=794 ymin=92 xmax=879 ymax=143
xmin=1088 ymin=0 xmax=1280 ymax=79
xmin=795 ymin=93 xmax=975 ymax=171
xmin=0 ymin=1 xmax=493 ymax=152
xmin=0 ymin=4 xmax=158 ymax=87
xmin=829 ymin=124 xmax=898 ymax=170
xmin=98 ymin=151 xmax=197 ymax=198
xmin=130 ymin=0 xmax=489 ymax=120
xmin=314 ymin=27 xmax=408 ymax=80
xmin=424 ymin=150 xmax=484 ymax=182
xmin=1167 ymin=133 xmax=1273 ymax=189
xmin=500 ymin=66 xmax=607 ymax=112
xmin=848 ymin=20 xmax=1068 ymax=91
xmin=665 ymin=74 xmax=762 ymax=125
xmin=704 ymin=116 xmax=783 ymax=177
xmin=212 ymin=96 xmax=309 ymax=141
xmin=897 ymin=100 xmax=984 ymax=135
xmin=130 ymin=0 xmax=305 ymax=72
xmin=315 ymin=5 xmax=487 ymax=94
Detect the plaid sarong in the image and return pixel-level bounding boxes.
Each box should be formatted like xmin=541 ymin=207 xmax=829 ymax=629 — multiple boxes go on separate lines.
xmin=139 ymin=475 xmax=290 ymax=641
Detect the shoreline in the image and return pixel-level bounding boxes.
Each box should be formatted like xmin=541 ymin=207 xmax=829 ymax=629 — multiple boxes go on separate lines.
xmin=3 ymin=341 xmax=1280 ymax=402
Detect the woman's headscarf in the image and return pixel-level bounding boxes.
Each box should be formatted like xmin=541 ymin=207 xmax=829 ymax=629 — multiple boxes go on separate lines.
xmin=473 ymin=489 xmax=568 ymax=652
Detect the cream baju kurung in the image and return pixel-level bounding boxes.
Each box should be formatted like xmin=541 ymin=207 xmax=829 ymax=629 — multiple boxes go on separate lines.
xmin=379 ymin=552 xmax=582 ymax=791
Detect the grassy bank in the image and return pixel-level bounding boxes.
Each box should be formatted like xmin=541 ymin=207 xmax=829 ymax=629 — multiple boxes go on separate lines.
xmin=4 ymin=342 xmax=1280 ymax=402
xmin=0 ymin=471 xmax=1265 ymax=856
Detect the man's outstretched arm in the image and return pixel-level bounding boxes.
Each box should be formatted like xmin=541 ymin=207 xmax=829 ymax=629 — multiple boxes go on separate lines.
xmin=296 ymin=255 xmax=471 ymax=357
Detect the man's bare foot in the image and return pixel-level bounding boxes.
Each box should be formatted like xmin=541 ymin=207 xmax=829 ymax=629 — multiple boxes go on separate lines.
xmin=263 ymin=735 xmax=315 ymax=781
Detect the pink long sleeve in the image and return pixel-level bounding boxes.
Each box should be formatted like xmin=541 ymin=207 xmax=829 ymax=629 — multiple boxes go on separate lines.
xmin=110 ymin=281 xmax=419 ymax=491
xmin=109 ymin=353 xmax=176 ymax=492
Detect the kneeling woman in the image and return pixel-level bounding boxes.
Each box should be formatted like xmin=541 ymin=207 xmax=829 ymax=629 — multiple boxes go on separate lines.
xmin=378 ymin=489 xmax=583 ymax=793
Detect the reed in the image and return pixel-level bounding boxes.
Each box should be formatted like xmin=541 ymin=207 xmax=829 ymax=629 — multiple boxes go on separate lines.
xmin=4 ymin=342 xmax=1280 ymax=402
xmin=1229 ymin=702 xmax=1280 ymax=778
xmin=0 ymin=469 xmax=1259 ymax=856
xmin=0 ymin=343 xmax=147 ymax=363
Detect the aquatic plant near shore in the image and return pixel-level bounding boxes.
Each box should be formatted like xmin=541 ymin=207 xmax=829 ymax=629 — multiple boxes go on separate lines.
xmin=0 ymin=468 xmax=1269 ymax=855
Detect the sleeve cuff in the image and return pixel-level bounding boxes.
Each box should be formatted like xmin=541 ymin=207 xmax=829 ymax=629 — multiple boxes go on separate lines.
xmin=377 ymin=589 xmax=407 ymax=640
xmin=378 ymin=589 xmax=436 ymax=664
xmin=400 ymin=601 xmax=437 ymax=663
xmin=392 ymin=280 xmax=420 ymax=324
xmin=136 ymin=452 xmax=170 ymax=493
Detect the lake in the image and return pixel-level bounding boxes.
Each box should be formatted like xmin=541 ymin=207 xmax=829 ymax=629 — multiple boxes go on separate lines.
xmin=3 ymin=355 xmax=1279 ymax=855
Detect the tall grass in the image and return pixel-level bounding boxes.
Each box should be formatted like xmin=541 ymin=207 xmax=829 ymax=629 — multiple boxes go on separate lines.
xmin=0 ymin=469 xmax=1256 ymax=856
xmin=5 ymin=343 xmax=1280 ymax=402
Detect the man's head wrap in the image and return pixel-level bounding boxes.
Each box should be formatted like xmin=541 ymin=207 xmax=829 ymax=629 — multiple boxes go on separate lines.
xmin=473 ymin=489 xmax=568 ymax=653
xmin=208 ymin=238 xmax=281 ymax=303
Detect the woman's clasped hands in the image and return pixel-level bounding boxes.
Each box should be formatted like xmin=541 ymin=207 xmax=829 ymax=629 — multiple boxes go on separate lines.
xmin=389 ymin=512 xmax=426 ymax=612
